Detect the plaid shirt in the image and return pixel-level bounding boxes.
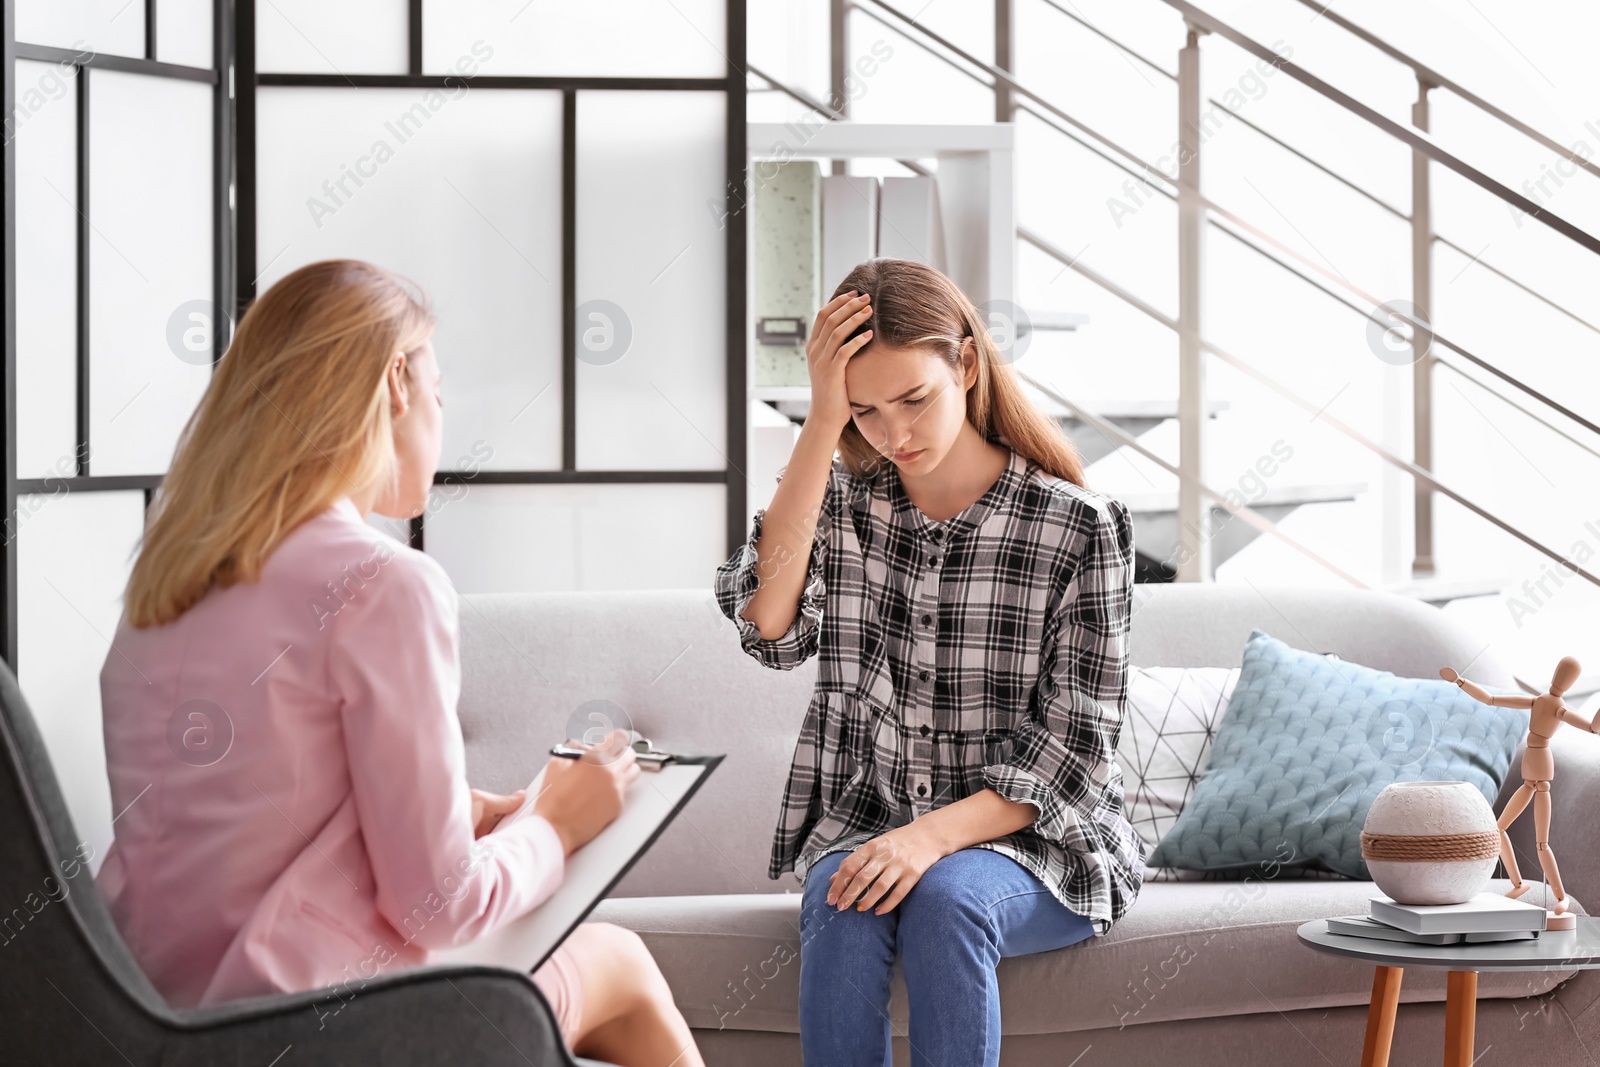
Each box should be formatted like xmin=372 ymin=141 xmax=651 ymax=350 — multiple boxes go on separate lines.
xmin=713 ymin=441 xmax=1145 ymax=935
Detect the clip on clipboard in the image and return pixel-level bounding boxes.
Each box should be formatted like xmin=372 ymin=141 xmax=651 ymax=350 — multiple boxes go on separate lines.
xmin=434 ymin=745 xmax=723 ymax=974
xmin=549 ymin=734 xmax=682 ymax=771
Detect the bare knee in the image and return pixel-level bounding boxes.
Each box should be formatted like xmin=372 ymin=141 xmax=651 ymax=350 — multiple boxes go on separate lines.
xmin=568 ymin=922 xmax=675 ymax=1021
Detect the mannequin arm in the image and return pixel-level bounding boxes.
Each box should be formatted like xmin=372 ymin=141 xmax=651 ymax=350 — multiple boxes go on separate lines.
xmin=1560 ymin=705 xmax=1599 ymax=734
xmin=1441 ymin=667 xmax=1535 ymax=709
xmin=1476 ymin=686 xmax=1536 ymax=709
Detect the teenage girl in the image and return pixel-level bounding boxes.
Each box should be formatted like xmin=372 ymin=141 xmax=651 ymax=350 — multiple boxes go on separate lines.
xmin=99 ymin=259 xmax=703 ymax=1067
xmin=714 ymin=257 xmax=1146 ymax=1066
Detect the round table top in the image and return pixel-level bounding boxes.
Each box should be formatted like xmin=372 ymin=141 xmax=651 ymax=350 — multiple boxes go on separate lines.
xmin=1297 ymin=916 xmax=1600 ymax=971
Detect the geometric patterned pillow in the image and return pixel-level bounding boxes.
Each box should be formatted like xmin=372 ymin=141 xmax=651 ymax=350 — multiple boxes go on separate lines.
xmin=1118 ymin=666 xmax=1240 ymax=856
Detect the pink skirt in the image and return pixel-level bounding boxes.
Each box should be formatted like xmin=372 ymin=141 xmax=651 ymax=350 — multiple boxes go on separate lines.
xmin=531 ymin=942 xmax=584 ymax=1044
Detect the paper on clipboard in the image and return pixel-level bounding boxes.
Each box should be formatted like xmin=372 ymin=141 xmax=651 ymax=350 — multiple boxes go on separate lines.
xmin=432 ymin=753 xmax=722 ymax=974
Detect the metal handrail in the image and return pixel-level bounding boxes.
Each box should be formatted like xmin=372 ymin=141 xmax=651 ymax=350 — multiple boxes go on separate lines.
xmin=848 ymin=1 xmax=1164 ymax=195
xmin=1434 ymin=359 xmax=1600 ymax=465
xmin=768 ymin=4 xmax=1598 ymax=588
xmin=1432 ymin=234 xmax=1600 ymax=338
xmin=1027 ymin=0 xmax=1600 ymax=193
xmin=854 ymin=0 xmax=1599 ymax=432
xmin=1030 ymin=0 xmax=1177 ymax=78
xmin=1007 ymin=1 xmax=1600 ymax=341
xmin=1203 ymin=329 xmax=1600 ymax=586
xmin=1021 ymin=0 xmax=1414 ymax=222
xmin=867 ymin=0 xmax=1600 ymax=349
xmin=1287 ymin=0 xmax=1600 ymax=181
xmin=748 ymin=56 xmax=1600 ymax=495
xmin=1196 ymin=205 xmax=1600 ymax=438
xmin=1018 ymin=207 xmax=1600 ymax=467
xmin=1017 ymin=227 xmax=1600 ymax=588
xmin=860 ymin=0 xmax=1600 ymax=257
xmin=1156 ymin=0 xmax=1600 ymax=256
xmin=850 ymin=0 xmax=1600 ymax=441
xmin=1204 ymin=218 xmax=1600 ymax=461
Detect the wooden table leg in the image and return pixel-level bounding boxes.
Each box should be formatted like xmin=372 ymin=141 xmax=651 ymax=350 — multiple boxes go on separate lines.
xmin=1443 ymin=970 xmax=1478 ymax=1067
xmin=1362 ymin=965 xmax=1404 ymax=1067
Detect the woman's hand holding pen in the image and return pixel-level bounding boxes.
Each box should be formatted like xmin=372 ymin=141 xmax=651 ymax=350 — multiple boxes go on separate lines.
xmin=533 ymin=729 xmax=640 ymax=857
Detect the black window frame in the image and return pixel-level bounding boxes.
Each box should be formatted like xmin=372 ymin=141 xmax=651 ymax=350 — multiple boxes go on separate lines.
xmin=0 ymin=0 xmax=750 ymax=670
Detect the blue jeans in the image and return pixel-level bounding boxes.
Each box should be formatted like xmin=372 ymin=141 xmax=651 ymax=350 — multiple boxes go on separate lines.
xmin=797 ymin=846 xmax=1095 ymax=1067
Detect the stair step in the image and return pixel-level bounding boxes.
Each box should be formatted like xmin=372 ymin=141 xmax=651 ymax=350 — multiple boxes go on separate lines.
xmin=1378 ymin=575 xmax=1508 ymax=606
xmin=1018 ymin=309 xmax=1090 ymax=332
xmin=1113 ymin=481 xmax=1367 ymax=514
xmin=1020 ymin=383 xmax=1232 ymax=422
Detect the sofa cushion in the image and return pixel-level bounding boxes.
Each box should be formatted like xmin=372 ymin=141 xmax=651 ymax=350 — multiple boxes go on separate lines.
xmin=1146 ymin=629 xmax=1528 ymax=878
xmin=591 ymin=878 xmax=1580 ymax=1036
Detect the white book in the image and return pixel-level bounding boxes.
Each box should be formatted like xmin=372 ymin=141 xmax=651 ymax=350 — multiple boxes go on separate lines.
xmin=821 ymin=175 xmax=878 ymax=295
xmin=1329 ymin=915 xmax=1541 ymax=944
xmin=1328 ymin=915 xmax=1461 ymax=944
xmin=877 ymin=176 xmax=946 ymax=269
xmin=1464 ymin=928 xmax=1540 ymax=943
xmin=1369 ymin=892 xmax=1549 ymax=935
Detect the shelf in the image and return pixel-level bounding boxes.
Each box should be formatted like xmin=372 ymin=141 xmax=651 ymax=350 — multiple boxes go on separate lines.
xmin=747 ymin=122 xmax=1014 ymax=160
xmin=752 ymin=387 xmax=814 ymax=403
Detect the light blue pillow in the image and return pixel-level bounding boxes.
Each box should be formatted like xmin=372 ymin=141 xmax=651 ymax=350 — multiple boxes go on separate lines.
xmin=1145 ymin=628 xmax=1528 ymax=879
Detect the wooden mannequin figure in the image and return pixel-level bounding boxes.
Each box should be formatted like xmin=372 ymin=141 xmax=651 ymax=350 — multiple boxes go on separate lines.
xmin=1440 ymin=657 xmax=1592 ymax=931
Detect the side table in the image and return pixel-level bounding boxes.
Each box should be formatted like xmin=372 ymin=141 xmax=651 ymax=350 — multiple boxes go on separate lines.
xmin=1297 ymin=916 xmax=1600 ymax=1066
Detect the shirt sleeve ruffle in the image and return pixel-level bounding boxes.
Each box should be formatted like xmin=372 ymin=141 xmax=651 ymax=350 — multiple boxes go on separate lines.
xmin=712 ymin=464 xmax=839 ymax=671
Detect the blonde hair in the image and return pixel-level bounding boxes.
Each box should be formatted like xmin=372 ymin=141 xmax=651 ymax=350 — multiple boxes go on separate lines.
xmin=829 ymin=258 xmax=1087 ymax=487
xmin=125 ymin=259 xmax=435 ymax=628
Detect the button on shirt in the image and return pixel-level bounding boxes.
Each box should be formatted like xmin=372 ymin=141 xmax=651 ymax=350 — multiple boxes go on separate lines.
xmin=713 ymin=443 xmax=1146 ymax=936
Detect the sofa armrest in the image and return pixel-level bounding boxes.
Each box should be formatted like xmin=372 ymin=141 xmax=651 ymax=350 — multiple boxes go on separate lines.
xmin=167 ymin=964 xmax=605 ymax=1066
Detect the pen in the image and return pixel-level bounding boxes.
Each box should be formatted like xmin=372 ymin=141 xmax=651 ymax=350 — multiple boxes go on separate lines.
xmin=550 ymin=741 xmax=673 ymax=771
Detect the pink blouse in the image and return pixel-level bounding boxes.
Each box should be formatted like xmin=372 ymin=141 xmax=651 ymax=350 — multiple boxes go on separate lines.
xmin=97 ymin=496 xmax=565 ymax=1008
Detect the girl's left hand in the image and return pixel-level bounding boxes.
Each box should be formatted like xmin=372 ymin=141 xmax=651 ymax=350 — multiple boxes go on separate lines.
xmin=471 ymin=787 xmax=526 ymax=838
xmin=826 ymin=825 xmax=944 ymax=915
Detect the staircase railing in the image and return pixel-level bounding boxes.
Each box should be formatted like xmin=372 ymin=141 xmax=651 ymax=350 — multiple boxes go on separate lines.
xmin=809 ymin=0 xmax=1600 ymax=591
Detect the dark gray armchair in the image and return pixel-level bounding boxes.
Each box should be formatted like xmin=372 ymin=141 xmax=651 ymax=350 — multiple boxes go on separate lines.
xmin=0 ymin=663 xmax=614 ymax=1066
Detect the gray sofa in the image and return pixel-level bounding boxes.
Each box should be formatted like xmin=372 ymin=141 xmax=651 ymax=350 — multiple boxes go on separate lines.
xmin=457 ymin=581 xmax=1600 ymax=1066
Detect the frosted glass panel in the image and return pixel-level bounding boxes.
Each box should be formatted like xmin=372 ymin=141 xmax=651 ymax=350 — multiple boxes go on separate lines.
xmin=255 ymin=88 xmax=564 ymax=471
xmin=257 ymin=0 xmax=406 ymax=75
xmin=88 ymin=70 xmax=214 ymax=477
xmin=17 ymin=490 xmax=146 ymax=878
xmin=14 ymin=60 xmax=81 ymax=479
xmin=157 ymin=0 xmax=214 ymax=68
xmin=424 ymin=483 xmax=726 ymax=593
xmin=16 ymin=0 xmax=144 ymax=58
xmin=575 ymin=91 xmax=726 ymax=470
xmin=423 ymin=0 xmax=726 ymax=78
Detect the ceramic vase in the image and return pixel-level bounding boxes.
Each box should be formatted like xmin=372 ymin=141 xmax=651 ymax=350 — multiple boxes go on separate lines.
xmin=1361 ymin=780 xmax=1499 ymax=905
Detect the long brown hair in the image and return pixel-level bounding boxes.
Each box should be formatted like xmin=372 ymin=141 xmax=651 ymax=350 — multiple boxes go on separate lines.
xmin=828 ymin=258 xmax=1086 ymax=487
xmin=124 ymin=259 xmax=435 ymax=628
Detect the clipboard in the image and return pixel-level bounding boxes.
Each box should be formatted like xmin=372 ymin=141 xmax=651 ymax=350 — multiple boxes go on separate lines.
xmin=431 ymin=749 xmax=723 ymax=974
